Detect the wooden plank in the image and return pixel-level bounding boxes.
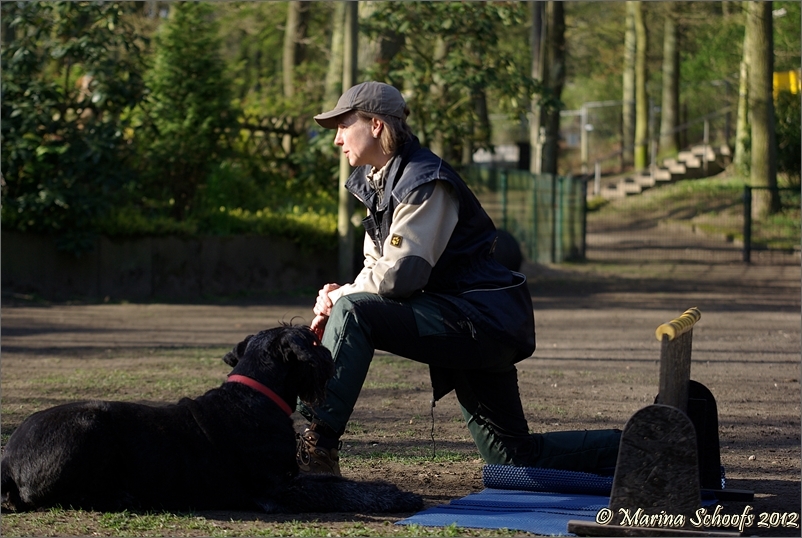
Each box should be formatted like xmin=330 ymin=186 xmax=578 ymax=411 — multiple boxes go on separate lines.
xmin=658 ymin=330 xmax=693 ymax=412
xmin=567 ymin=520 xmax=743 ymax=537
xmin=655 ymin=307 xmax=700 ymax=413
xmin=610 ymin=405 xmax=701 ymax=519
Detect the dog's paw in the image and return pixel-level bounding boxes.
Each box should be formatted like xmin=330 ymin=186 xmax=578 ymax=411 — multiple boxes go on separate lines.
xmin=255 ymin=498 xmax=281 ymax=513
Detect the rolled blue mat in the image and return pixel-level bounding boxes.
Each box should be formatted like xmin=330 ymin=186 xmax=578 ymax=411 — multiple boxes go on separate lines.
xmin=482 ymin=465 xmax=614 ymax=496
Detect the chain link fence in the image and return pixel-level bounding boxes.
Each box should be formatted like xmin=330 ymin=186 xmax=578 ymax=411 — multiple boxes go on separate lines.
xmin=459 ymin=166 xmax=586 ymax=264
xmin=585 ymin=185 xmax=800 ymax=266
xmin=460 ymin=165 xmax=799 ymax=267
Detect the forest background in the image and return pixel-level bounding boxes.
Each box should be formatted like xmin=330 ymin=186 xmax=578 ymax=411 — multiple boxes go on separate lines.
xmin=1 ymin=1 xmax=799 ymax=257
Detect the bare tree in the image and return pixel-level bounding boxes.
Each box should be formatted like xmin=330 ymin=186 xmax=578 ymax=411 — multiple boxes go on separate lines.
xmin=529 ymin=1 xmax=545 ymax=174
xmin=746 ymin=0 xmax=779 ymax=218
xmin=429 ymin=37 xmax=449 ymax=159
xmin=337 ymin=1 xmax=358 ymax=282
xmin=633 ymin=0 xmax=648 ymax=170
xmin=659 ymin=3 xmax=680 ymax=158
xmin=733 ymin=1 xmax=751 ymax=173
xmin=323 ymin=2 xmax=346 ymax=111
xmin=540 ymin=1 xmax=565 ymax=176
xmin=282 ymin=1 xmax=311 ymax=98
xmin=622 ymin=1 xmax=637 ymax=168
xmin=282 ymin=1 xmax=311 ymax=153
xmin=358 ymin=1 xmax=404 ymax=81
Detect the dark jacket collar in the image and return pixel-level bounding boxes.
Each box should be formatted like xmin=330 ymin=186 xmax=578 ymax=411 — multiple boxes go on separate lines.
xmin=346 ymin=136 xmax=423 ymax=211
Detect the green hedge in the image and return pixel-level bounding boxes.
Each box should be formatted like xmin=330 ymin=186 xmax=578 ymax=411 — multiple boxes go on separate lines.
xmin=97 ymin=206 xmax=338 ymax=252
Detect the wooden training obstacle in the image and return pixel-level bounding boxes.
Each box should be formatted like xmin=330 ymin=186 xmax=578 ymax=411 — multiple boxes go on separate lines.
xmin=568 ymin=308 xmax=752 ymax=537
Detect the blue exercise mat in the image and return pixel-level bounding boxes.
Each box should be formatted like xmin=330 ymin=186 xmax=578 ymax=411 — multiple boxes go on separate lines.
xmin=398 ymin=466 xmax=717 ymax=536
xmin=397 ymin=488 xmax=607 ymax=536
xmin=482 ymin=464 xmax=614 ymax=496
xmin=397 ymin=466 xmax=613 ymax=536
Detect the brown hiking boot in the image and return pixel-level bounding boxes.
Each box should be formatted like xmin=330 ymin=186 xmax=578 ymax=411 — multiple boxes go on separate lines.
xmin=296 ymin=428 xmax=342 ymax=477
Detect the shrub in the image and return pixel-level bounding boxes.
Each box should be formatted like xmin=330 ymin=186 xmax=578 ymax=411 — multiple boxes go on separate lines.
xmin=0 ymin=2 xmax=147 ymax=253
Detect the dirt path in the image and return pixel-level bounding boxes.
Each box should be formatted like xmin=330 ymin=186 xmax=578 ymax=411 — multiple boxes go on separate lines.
xmin=2 ymin=259 xmax=800 ymax=536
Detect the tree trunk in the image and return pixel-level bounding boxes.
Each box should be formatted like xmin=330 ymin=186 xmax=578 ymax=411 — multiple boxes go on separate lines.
xmin=633 ymin=1 xmax=649 ymax=170
xmin=541 ymin=1 xmax=565 ymax=176
xmin=529 ymin=1 xmax=545 ymax=174
xmin=282 ymin=1 xmax=311 ymax=154
xmin=323 ymin=2 xmax=346 ymax=110
xmin=659 ymin=4 xmax=680 ymax=158
xmin=747 ymin=0 xmax=779 ymax=218
xmin=429 ymin=37 xmax=449 ymax=159
xmin=733 ymin=1 xmax=751 ymax=173
xmin=338 ymin=1 xmax=358 ymax=282
xmin=282 ymin=1 xmax=310 ymax=98
xmin=622 ymin=2 xmax=637 ymax=168
xmin=464 ymin=85 xmax=491 ymax=165
xmin=358 ymin=2 xmax=404 ymax=81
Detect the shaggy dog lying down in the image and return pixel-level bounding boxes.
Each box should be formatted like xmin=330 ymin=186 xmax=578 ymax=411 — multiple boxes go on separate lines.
xmin=1 ymin=326 xmax=423 ymax=513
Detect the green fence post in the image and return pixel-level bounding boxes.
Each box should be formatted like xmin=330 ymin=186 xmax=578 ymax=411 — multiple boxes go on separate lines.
xmin=743 ymin=185 xmax=752 ymax=263
xmin=531 ymin=175 xmax=539 ymax=262
xmin=500 ymin=169 xmax=508 ymax=231
xmin=580 ymin=178 xmax=588 ymax=260
xmin=554 ymin=176 xmax=564 ymax=262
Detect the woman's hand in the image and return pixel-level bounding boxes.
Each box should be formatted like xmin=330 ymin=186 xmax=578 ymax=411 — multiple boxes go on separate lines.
xmin=313 ymin=283 xmax=341 ymax=317
xmin=310 ymin=283 xmax=341 ymax=339
xmin=310 ymin=314 xmax=328 ymax=340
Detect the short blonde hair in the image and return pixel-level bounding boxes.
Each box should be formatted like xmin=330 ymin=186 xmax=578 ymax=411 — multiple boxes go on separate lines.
xmin=356 ymin=109 xmax=414 ymax=156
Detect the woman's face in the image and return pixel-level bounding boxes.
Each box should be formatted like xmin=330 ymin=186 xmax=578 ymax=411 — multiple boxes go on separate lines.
xmin=334 ymin=113 xmax=388 ymax=168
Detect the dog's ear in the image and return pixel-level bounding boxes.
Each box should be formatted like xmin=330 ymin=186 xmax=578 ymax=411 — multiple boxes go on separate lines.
xmin=280 ymin=327 xmax=335 ymax=405
xmin=223 ymin=334 xmax=253 ymax=367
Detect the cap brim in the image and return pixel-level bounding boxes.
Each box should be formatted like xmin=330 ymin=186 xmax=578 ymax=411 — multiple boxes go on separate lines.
xmin=314 ymin=107 xmax=352 ymax=129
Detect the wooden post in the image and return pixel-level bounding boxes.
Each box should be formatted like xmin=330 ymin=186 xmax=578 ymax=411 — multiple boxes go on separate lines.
xmin=337 ymin=1 xmax=358 ymax=282
xmin=655 ymin=307 xmax=701 ymax=413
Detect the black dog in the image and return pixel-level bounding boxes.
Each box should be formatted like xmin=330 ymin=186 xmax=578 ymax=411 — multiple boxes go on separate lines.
xmin=1 ymin=325 xmax=423 ymax=513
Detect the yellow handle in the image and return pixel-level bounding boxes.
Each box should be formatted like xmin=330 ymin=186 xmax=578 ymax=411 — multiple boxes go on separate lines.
xmin=655 ymin=307 xmax=701 ymax=341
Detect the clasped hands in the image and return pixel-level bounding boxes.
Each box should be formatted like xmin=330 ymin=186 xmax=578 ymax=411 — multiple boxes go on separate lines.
xmin=310 ymin=283 xmax=340 ymax=339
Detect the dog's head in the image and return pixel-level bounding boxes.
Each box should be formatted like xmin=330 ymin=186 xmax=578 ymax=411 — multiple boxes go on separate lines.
xmin=223 ymin=325 xmax=335 ymax=408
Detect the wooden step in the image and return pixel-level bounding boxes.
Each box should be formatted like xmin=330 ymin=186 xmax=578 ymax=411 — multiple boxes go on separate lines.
xmin=691 ymin=145 xmax=717 ymax=161
xmin=634 ymin=173 xmax=656 ymax=188
xmin=621 ymin=177 xmax=642 ymax=194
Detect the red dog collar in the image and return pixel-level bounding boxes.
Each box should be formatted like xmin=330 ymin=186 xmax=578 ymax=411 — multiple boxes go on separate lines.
xmin=227 ymin=375 xmax=293 ymax=416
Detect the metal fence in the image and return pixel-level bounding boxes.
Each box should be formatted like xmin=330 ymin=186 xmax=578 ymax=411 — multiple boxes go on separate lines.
xmin=459 ymin=165 xmax=586 ymax=263
xmin=460 ymin=165 xmax=799 ymax=267
xmin=585 ymin=185 xmax=800 ymax=266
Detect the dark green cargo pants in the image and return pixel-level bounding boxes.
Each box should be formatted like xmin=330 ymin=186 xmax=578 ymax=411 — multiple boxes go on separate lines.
xmin=298 ymin=291 xmax=620 ymax=473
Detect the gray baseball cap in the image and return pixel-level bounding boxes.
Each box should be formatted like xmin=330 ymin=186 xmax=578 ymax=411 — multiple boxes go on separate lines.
xmin=314 ymin=81 xmax=406 ymax=129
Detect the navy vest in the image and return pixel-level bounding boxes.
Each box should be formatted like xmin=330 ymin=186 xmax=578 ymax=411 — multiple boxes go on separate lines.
xmin=346 ymin=138 xmax=535 ymax=359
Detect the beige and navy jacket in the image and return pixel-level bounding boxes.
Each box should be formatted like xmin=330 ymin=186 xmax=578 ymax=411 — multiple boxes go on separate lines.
xmin=329 ymin=137 xmax=535 ymax=360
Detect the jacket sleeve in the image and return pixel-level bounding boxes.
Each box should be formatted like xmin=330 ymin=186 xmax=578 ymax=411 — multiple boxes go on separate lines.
xmin=328 ymin=180 xmax=459 ymax=303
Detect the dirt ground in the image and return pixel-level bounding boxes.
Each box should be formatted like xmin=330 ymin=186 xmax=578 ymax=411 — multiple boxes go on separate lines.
xmin=1 ymin=257 xmax=800 ymax=536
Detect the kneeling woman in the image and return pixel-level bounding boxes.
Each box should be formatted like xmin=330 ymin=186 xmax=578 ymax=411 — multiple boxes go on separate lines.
xmin=297 ymin=81 xmax=620 ymax=476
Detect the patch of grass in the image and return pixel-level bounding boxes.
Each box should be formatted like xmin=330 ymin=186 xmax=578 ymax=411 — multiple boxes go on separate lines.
xmin=30 ymin=361 xmax=226 ymax=402
xmin=366 ymin=381 xmax=419 ymax=390
xmin=397 ymin=523 xmax=527 ymax=536
xmin=0 ymin=345 xmax=525 ymax=537
xmin=372 ymin=354 xmax=427 ymax=370
xmin=586 ymin=195 xmax=610 ymax=212
xmin=344 ymin=421 xmax=369 ymax=435
xmin=0 ymin=510 xmax=532 ymax=538
xmin=4 ymin=349 xmax=230 ymax=405
xmin=98 ymin=511 xmax=226 ymax=537
xmin=347 ymin=451 xmax=473 ymax=464
xmin=593 ymin=172 xmax=801 ymax=251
